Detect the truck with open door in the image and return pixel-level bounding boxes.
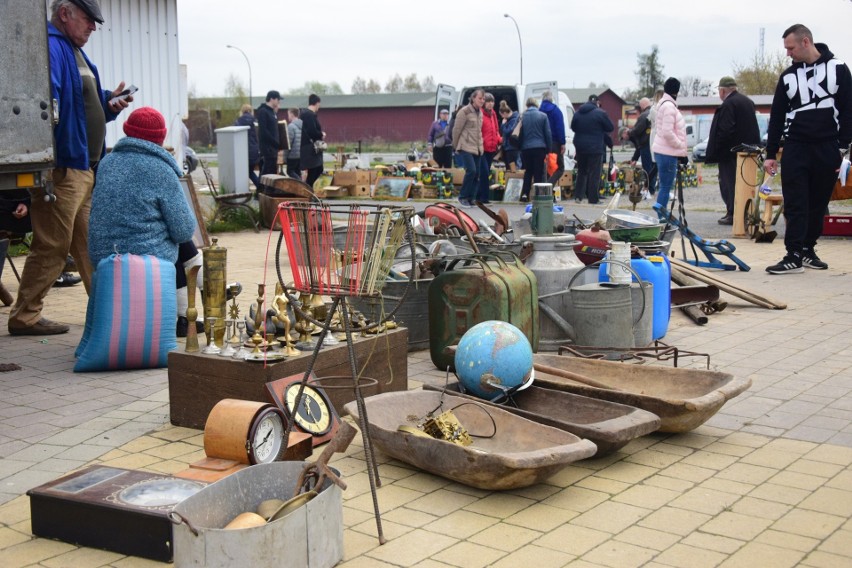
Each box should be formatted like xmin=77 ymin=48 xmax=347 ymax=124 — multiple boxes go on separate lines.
xmin=435 ymin=82 xmax=575 ymax=161
xmin=0 ymin=0 xmax=55 ymax=194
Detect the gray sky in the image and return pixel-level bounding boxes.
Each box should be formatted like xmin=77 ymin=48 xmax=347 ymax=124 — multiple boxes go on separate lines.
xmin=177 ymin=0 xmax=852 ymax=99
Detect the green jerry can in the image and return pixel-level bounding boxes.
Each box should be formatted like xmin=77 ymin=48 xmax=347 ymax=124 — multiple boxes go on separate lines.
xmin=428 ymin=252 xmax=539 ymax=372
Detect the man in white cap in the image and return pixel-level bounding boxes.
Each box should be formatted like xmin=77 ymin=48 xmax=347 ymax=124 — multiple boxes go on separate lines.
xmin=8 ymin=0 xmax=132 ymax=335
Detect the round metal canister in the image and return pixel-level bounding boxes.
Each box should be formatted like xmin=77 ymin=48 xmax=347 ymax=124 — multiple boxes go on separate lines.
xmin=569 ymin=283 xmax=635 ymax=349
xmin=519 ymin=233 xmax=584 ymax=351
xmin=202 ymin=238 xmax=227 ymax=346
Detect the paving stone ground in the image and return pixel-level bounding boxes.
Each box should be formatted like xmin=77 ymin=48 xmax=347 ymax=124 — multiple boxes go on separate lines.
xmin=1 ymin=210 xmax=851 ymax=567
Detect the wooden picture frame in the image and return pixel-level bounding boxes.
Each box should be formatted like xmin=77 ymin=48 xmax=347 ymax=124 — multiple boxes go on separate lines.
xmin=503 ymin=178 xmax=523 ymax=202
xmin=372 ymin=177 xmax=412 ymax=200
xmin=179 ymin=175 xmax=211 ymax=248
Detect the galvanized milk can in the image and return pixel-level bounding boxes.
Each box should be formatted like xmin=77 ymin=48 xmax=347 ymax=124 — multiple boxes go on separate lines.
xmin=519 ymin=233 xmax=585 ymax=351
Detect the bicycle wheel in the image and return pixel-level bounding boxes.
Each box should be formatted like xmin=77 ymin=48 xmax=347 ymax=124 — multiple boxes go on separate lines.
xmin=743 ymin=198 xmax=758 ymax=239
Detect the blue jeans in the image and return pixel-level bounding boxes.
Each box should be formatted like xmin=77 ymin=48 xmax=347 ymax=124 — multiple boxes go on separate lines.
xmin=654 ymin=153 xmax=678 ymax=212
xmin=639 ymin=145 xmax=656 ymax=194
xmin=456 ymin=151 xmax=483 ymax=201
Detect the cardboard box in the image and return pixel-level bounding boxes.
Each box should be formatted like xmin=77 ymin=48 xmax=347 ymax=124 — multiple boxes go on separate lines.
xmin=558 ymin=171 xmax=573 ymax=188
xmin=332 ymin=169 xmax=371 ymax=187
xmin=349 ymin=184 xmax=370 ymax=197
xmin=317 ymin=185 xmax=348 ymax=199
xmin=449 ymin=167 xmax=466 ymax=185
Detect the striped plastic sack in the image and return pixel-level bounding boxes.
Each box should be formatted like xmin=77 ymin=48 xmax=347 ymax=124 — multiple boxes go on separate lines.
xmin=74 ymin=254 xmax=177 ymax=372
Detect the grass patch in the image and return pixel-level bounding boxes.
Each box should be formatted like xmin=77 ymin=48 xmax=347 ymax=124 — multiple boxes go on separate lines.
xmin=206 ymin=206 xmax=258 ymax=233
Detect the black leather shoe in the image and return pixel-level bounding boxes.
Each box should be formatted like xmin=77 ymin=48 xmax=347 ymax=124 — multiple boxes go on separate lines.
xmin=53 ymin=272 xmax=82 ymax=287
xmin=176 ymin=316 xmax=205 ymax=338
xmin=717 ymin=215 xmax=733 ymax=225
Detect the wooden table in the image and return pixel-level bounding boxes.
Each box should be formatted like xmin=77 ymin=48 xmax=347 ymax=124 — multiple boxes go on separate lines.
xmin=168 ymin=327 xmax=408 ymax=429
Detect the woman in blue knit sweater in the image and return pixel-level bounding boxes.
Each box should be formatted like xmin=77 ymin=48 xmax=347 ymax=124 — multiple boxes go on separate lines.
xmin=88 ymin=107 xmax=199 ymax=334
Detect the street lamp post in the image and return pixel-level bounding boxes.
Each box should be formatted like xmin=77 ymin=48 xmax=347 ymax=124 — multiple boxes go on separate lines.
xmin=226 ymin=44 xmax=252 ymax=105
xmin=503 ymin=14 xmax=523 ymax=84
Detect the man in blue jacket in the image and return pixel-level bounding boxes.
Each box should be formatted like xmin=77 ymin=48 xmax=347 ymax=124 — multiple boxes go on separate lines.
xmin=9 ymin=0 xmax=131 ymax=336
xmin=539 ymin=90 xmax=566 ymax=187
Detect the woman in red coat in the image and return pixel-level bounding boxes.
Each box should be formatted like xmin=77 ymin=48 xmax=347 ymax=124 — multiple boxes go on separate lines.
xmin=480 ymin=92 xmax=502 ymax=201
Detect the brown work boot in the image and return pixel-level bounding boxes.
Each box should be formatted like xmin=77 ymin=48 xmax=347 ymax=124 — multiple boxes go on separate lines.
xmin=8 ymin=318 xmax=70 ymax=336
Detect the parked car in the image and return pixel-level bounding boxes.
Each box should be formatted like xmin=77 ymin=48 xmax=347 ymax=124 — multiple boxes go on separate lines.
xmin=183 ymin=146 xmax=199 ymax=174
xmin=692 ymin=137 xmax=709 ymax=162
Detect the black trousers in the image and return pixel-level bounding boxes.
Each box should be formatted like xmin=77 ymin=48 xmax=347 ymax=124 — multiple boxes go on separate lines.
xmin=259 ymin=147 xmax=278 ymax=178
xmin=432 ymin=146 xmax=452 ymax=168
xmin=520 ymin=147 xmax=547 ymax=198
xmin=575 ymin=152 xmax=603 ymax=203
xmin=718 ymin=157 xmax=736 ymax=216
xmin=780 ymin=140 xmax=841 ymax=255
xmin=286 ymin=158 xmax=302 ymax=180
xmin=305 ymin=165 xmax=323 ymax=189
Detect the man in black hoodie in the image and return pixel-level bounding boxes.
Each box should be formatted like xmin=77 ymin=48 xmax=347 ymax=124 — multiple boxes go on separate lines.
xmin=256 ymin=90 xmax=281 ymax=190
xmin=764 ymin=24 xmax=852 ymax=274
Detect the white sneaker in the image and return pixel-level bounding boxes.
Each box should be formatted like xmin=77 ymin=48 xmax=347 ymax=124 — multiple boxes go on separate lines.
xmin=641 ymin=190 xmax=650 ymax=201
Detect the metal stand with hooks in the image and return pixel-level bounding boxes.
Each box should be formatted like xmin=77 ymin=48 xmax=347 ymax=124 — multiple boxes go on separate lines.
xmin=274 ymin=202 xmax=416 ymax=545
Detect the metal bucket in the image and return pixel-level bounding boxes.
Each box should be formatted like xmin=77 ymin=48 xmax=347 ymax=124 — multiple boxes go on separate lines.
xmin=171 ymin=462 xmax=342 ymax=568
xmin=569 ymin=283 xmax=635 ymax=348
xmin=349 ymin=278 xmax=430 ymax=351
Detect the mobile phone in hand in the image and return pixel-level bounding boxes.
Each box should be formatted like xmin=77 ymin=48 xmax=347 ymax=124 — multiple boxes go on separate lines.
xmin=112 ymin=85 xmax=138 ymax=101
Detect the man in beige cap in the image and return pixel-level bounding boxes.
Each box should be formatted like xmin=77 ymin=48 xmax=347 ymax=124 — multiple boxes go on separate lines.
xmin=8 ymin=0 xmax=132 ymax=336
xmin=705 ymin=76 xmax=760 ymax=225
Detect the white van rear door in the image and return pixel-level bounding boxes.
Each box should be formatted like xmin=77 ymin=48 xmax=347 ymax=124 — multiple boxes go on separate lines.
xmin=435 ymin=84 xmax=457 ymax=120
xmin=523 ymin=81 xmax=558 ymax=106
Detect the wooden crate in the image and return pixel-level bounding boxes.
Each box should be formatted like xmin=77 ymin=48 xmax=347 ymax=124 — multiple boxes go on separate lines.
xmin=168 ymin=327 xmax=409 ymax=429
xmin=349 ymin=184 xmax=370 ymax=197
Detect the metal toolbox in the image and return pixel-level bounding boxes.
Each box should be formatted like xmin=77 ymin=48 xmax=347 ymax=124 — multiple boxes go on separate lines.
xmin=428 ymin=253 xmax=538 ymax=371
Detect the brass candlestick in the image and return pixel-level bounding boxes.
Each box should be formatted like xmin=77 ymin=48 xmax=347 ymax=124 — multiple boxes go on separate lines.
xmin=184 ymin=265 xmax=201 ymax=353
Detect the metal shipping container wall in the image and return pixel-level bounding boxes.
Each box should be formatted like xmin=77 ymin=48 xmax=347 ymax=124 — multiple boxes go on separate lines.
xmin=74 ymin=0 xmax=185 ymax=149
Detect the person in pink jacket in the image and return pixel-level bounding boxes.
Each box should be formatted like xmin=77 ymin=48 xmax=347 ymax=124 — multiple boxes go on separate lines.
xmin=651 ymin=77 xmax=688 ymax=214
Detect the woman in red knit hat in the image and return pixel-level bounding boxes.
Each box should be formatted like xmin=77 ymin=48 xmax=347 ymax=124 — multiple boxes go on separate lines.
xmin=87 ymin=107 xmax=201 ymax=336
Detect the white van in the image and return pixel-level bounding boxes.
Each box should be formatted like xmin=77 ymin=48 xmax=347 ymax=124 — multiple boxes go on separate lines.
xmin=435 ymin=82 xmax=575 ymax=162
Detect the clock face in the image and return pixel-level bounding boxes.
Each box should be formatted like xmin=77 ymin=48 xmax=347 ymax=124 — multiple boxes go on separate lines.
xmin=284 ymin=384 xmax=333 ymax=436
xmin=250 ymin=410 xmax=285 ymax=464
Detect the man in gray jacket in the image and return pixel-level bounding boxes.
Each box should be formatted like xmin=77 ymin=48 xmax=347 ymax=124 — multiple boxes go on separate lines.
xmin=286 ymin=108 xmax=302 ymax=179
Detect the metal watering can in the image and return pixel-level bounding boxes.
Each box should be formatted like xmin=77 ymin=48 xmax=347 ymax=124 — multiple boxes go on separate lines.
xmin=537 ymin=259 xmax=648 ymax=349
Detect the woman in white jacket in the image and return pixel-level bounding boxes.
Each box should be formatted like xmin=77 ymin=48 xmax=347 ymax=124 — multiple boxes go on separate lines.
xmin=651 ymin=78 xmax=687 ymax=214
